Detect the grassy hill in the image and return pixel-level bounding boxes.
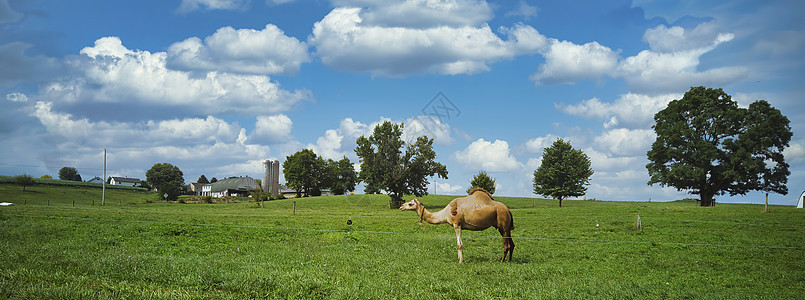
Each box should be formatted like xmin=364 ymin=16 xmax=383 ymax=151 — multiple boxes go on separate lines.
xmin=1 ymin=182 xmax=803 ymax=299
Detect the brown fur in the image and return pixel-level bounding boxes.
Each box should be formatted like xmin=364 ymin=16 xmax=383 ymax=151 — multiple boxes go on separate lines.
xmin=400 ymin=189 xmax=515 ymax=263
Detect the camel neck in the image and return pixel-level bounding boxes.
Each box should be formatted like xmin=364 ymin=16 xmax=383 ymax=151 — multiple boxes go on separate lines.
xmin=417 ymin=203 xmax=449 ymax=224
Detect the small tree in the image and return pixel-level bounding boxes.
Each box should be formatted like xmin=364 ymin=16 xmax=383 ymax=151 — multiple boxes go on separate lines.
xmin=158 ymin=183 xmax=180 ymax=201
xmin=467 ymin=171 xmax=496 ymax=195
xmin=355 ymin=121 xmax=448 ymax=208
xmin=15 ymin=174 xmax=35 ymax=191
xmin=533 ymin=138 xmax=594 ymax=207
xmin=210 ymin=177 xmax=218 ymax=183
xmin=197 ymin=175 xmax=210 ymax=184
xmin=40 ymin=174 xmax=52 ymax=179
xmin=59 ymin=167 xmax=82 ymax=181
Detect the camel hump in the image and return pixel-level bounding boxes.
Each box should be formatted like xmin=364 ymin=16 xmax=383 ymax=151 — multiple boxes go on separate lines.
xmin=449 ymin=198 xmax=459 ymax=216
xmin=467 ymin=187 xmax=494 ymax=200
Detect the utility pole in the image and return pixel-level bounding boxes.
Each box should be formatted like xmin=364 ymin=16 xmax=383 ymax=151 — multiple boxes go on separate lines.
xmin=102 ymin=148 xmax=106 ymax=206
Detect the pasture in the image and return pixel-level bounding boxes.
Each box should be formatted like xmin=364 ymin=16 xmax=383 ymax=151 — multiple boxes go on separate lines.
xmin=1 ymin=183 xmax=804 ymax=299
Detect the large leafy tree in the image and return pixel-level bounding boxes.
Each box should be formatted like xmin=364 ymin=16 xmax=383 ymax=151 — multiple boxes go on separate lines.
xmin=355 ymin=121 xmax=448 ymax=208
xmin=58 ymin=167 xmax=82 ymax=181
xmin=283 ymin=149 xmax=323 ymax=197
xmin=533 ymin=139 xmax=594 ymax=207
xmin=467 ymin=171 xmax=496 ymax=195
xmin=145 ymin=163 xmax=184 ymax=194
xmin=328 ymin=156 xmax=358 ymax=195
xmin=647 ymin=86 xmax=791 ymax=206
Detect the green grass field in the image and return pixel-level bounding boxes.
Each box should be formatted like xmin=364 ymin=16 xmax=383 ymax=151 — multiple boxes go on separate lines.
xmin=1 ymin=182 xmax=804 ymax=299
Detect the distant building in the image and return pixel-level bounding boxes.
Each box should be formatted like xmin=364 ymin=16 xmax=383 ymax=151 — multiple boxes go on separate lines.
xmin=87 ymin=176 xmax=104 ymax=184
xmin=110 ymin=177 xmax=141 ymax=187
xmin=210 ymin=176 xmax=258 ymax=198
xmin=189 ymin=182 xmax=207 ymax=195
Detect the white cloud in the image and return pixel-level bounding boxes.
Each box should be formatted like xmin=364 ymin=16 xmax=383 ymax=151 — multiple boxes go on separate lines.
xmin=32 ymin=101 xmax=242 ymax=145
xmin=333 ymin=0 xmax=493 ymax=29
xmin=555 ymin=93 xmax=679 ymax=129
xmin=167 ymin=24 xmax=310 ymax=75
xmin=453 ymin=138 xmax=522 ymax=172
xmin=436 ymin=182 xmax=464 ymax=195
xmin=307 ymin=129 xmax=346 ymax=160
xmin=505 ymin=0 xmax=538 ymax=20
xmin=618 ymin=25 xmax=747 ymax=93
xmin=176 ymin=0 xmax=248 ymax=13
xmin=310 ymin=6 xmax=546 ymax=76
xmin=784 ymin=140 xmax=805 ymax=162
xmin=642 ymin=22 xmax=726 ymax=53
xmin=339 ymin=118 xmax=369 ymax=138
xmin=524 ymin=134 xmax=561 ymax=154
xmin=530 ymin=21 xmax=747 ymax=93
xmin=531 ymin=39 xmax=619 ymax=85
xmin=593 ymin=128 xmax=655 ymax=157
xmin=250 ymin=114 xmax=293 ymax=144
xmin=403 ymin=116 xmax=455 ymax=145
xmin=5 ymin=92 xmax=28 ymax=102
xmin=57 ymin=37 xmax=310 ymax=117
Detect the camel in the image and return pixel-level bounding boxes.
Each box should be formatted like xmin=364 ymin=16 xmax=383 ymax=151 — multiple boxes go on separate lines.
xmin=399 ymin=188 xmax=514 ymax=263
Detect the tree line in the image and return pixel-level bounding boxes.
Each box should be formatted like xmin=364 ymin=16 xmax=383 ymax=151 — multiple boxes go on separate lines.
xmin=11 ymin=87 xmax=791 ymax=208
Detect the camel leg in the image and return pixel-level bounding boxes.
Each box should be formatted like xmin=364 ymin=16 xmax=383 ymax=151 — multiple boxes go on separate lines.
xmin=500 ymin=229 xmax=514 ymax=262
xmin=454 ymin=225 xmax=464 ymax=263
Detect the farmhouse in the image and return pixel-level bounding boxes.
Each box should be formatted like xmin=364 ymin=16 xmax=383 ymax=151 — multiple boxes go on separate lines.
xmin=209 ymin=176 xmax=258 ymax=198
xmin=86 ymin=176 xmax=104 ymax=184
xmin=797 ymin=190 xmax=804 ymax=208
xmin=189 ymin=182 xmax=207 ymax=195
xmin=110 ymin=177 xmax=141 ymax=187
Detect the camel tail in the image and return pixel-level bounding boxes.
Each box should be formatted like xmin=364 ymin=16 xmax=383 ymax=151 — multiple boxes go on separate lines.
xmin=508 ymin=210 xmax=514 ymax=231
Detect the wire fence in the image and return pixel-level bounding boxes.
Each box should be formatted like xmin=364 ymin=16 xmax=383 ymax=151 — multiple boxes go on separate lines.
xmin=3 ymin=213 xmax=803 ymax=251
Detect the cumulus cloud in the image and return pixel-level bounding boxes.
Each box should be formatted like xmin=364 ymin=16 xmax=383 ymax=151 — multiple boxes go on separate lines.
xmin=642 ymin=22 xmax=726 ymax=53
xmin=250 ymin=114 xmax=293 ymax=144
xmin=47 ymin=36 xmax=310 ymax=118
xmin=530 ymin=21 xmax=746 ymax=93
xmin=617 ymin=23 xmax=747 ymax=93
xmin=334 ymin=0 xmax=493 ymax=29
xmin=524 ymin=134 xmax=561 ymax=154
xmin=310 ymin=6 xmax=546 ymax=76
xmin=32 ymin=101 xmax=243 ymax=146
xmin=28 ymin=100 xmax=272 ymax=181
xmin=531 ymin=39 xmax=619 ymax=85
xmin=436 ymin=182 xmax=464 ymax=194
xmin=453 ymin=138 xmax=522 ymax=172
xmin=403 ymin=116 xmax=455 ymax=145
xmin=167 ymin=24 xmax=309 ymax=75
xmin=555 ymin=93 xmax=680 ymax=129
xmin=307 ymin=129 xmax=346 ymax=160
xmin=593 ymin=128 xmax=655 ymax=156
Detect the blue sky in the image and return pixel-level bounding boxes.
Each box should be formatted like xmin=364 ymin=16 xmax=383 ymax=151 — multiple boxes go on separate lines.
xmin=1 ymin=0 xmax=803 ymax=205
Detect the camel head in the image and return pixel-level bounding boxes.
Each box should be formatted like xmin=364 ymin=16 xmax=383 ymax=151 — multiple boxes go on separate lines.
xmin=399 ymin=198 xmax=421 ymax=211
